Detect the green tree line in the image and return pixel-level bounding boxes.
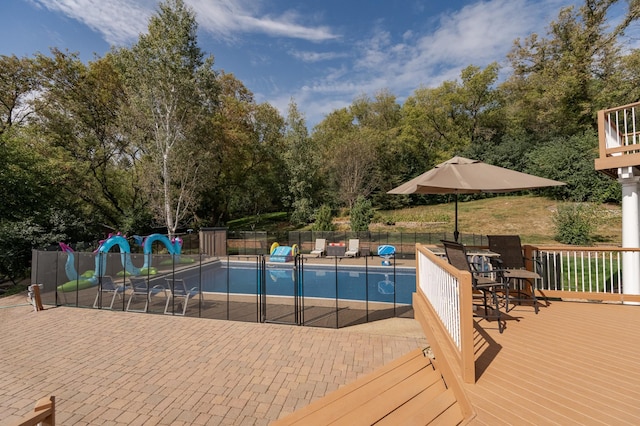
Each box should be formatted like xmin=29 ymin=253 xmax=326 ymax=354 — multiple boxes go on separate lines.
xmin=0 ymin=0 xmax=638 ymax=281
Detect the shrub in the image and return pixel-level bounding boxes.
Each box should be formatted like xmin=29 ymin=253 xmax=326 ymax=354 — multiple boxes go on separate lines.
xmin=312 ymin=204 xmax=335 ymax=231
xmin=553 ymin=204 xmax=595 ymax=245
xmin=290 ymin=198 xmax=314 ymax=226
xmin=350 ymin=196 xmax=374 ymax=232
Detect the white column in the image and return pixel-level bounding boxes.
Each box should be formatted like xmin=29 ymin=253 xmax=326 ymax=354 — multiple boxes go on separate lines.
xmin=619 ymin=168 xmax=640 ymax=297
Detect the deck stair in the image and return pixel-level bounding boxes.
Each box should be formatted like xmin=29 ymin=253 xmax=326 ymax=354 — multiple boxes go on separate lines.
xmin=272 ymin=348 xmax=466 ymax=425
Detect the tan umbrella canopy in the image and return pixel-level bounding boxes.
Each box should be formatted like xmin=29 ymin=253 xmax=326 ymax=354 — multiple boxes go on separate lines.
xmin=387 ymin=156 xmax=566 ymax=240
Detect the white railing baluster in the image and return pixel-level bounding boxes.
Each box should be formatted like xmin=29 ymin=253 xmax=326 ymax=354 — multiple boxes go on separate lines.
xmin=616 ymin=252 xmax=622 ymax=293
xmin=624 ymin=108 xmax=629 ymax=146
xmin=586 ymin=251 xmax=592 ymax=293
xmin=557 ymin=251 xmax=562 ymax=290
xmin=609 ymin=252 xmax=614 ymax=293
xmin=564 ymin=252 xmax=569 ymax=291
xmin=573 ymin=251 xmax=580 ymax=291
xmin=580 ymin=252 xmax=585 ymax=292
xmin=616 ymin=110 xmax=621 ymax=146
xmin=596 ymin=252 xmax=601 ymax=291
xmin=633 ymin=106 xmax=637 ymax=145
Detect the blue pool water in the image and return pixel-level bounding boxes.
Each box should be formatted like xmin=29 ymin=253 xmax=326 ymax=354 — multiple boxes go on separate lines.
xmin=176 ymin=262 xmax=416 ymax=305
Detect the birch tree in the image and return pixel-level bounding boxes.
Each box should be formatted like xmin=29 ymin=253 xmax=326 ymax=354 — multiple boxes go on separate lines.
xmin=116 ymin=0 xmax=218 ymax=237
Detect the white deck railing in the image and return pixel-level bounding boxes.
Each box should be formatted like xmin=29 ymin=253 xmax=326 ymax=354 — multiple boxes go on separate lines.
xmin=601 ymin=103 xmax=640 ymax=152
xmin=418 ymin=250 xmax=462 ymax=349
xmin=414 ymin=243 xmax=640 ymax=387
xmin=596 ymin=101 xmax=640 ymax=172
xmin=530 ymin=245 xmax=640 ymax=303
xmin=414 ymin=246 xmax=475 ymax=384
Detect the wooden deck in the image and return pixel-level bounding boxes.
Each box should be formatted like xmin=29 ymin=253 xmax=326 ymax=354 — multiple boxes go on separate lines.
xmin=273 ymin=299 xmax=640 ymax=425
xmin=272 ymin=348 xmax=465 ymax=425
xmin=466 ymin=300 xmax=640 ymax=425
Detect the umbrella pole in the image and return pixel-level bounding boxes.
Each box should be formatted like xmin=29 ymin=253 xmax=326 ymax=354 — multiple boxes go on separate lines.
xmin=454 ymin=193 xmax=459 ymax=242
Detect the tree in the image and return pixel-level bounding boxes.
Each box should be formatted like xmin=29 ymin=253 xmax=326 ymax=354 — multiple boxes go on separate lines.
xmin=196 ymin=72 xmax=285 ymax=226
xmin=526 ymin=131 xmax=620 ymax=202
xmin=0 ymin=55 xmax=39 ymax=135
xmin=312 ymin=100 xmax=386 ymax=210
xmin=115 ymin=0 xmax=219 ymax=237
xmin=0 ymin=130 xmax=80 ymax=283
xmin=502 ymin=0 xmax=640 ymax=136
xmin=332 ymin=129 xmax=379 ymax=209
xmin=283 ymin=99 xmax=318 ymax=225
xmin=311 ymin=108 xmax=356 ymax=208
xmin=396 ymin=63 xmax=503 ymax=184
xmin=350 ymin=91 xmax=404 ymax=208
xmin=34 ymin=50 xmax=146 ymax=231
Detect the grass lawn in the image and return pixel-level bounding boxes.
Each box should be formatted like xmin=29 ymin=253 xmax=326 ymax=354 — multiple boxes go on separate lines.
xmin=367 ymin=195 xmax=621 ymax=245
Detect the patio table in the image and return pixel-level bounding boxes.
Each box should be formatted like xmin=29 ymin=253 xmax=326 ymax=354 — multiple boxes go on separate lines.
xmin=326 ymin=243 xmax=346 ymax=257
xmin=428 ymin=247 xmax=499 ymax=271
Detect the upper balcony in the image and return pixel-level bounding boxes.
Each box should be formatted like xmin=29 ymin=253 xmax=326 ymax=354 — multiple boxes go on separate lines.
xmin=596 ymin=101 xmax=640 ymax=177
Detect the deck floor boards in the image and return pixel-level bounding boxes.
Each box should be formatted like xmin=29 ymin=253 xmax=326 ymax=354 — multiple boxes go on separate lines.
xmin=466 ymin=300 xmax=640 ymax=425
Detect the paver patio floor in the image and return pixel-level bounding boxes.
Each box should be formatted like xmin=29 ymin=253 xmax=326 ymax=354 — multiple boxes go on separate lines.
xmin=0 ymin=294 xmax=426 ymax=425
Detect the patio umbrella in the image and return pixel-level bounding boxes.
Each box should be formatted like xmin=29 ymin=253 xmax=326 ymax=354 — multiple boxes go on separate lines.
xmin=387 ymin=156 xmax=565 ymax=241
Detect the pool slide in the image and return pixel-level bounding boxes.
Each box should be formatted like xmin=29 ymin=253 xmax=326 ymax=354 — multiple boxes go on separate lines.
xmin=269 ymin=242 xmax=299 ymax=262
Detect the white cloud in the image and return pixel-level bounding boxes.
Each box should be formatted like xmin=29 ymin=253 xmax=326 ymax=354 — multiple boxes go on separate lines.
xmin=281 ymin=0 xmax=573 ymax=126
xmin=32 ymin=0 xmax=338 ymax=46
xmin=290 ymin=50 xmax=347 ymax=63
xmin=192 ymin=0 xmax=338 ymax=41
xmin=32 ymin=0 xmax=153 ymax=45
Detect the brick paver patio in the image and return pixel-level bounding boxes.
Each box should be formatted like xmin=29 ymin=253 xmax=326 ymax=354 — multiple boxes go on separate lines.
xmin=0 ymin=294 xmax=426 ymax=425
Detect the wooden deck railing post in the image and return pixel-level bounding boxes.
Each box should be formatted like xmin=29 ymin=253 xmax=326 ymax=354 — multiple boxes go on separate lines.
xmin=32 ymin=284 xmax=44 ymax=311
xmin=11 ymin=395 xmax=55 ymax=426
xmin=523 ymin=245 xmax=535 ymax=272
xmin=458 ymin=271 xmax=475 ymax=382
xmin=597 ymin=108 xmax=607 ymax=159
xmin=33 ymin=396 xmax=55 ymax=426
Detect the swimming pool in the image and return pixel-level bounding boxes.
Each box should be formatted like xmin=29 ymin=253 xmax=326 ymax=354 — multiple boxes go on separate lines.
xmin=176 ymin=261 xmax=416 ymax=305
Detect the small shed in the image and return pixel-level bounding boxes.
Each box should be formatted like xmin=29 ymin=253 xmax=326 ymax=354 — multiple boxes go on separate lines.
xmin=199 ymin=227 xmax=227 ymax=256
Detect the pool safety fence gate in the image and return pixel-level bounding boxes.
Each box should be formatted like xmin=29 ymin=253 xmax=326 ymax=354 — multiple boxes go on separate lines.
xmin=31 ymin=250 xmax=414 ymax=329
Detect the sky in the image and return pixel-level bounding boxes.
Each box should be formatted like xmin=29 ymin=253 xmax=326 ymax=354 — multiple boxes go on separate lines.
xmin=0 ymin=0 xmax=635 ymax=127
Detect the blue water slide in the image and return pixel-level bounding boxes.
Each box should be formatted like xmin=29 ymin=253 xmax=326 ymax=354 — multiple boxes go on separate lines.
xmin=269 ymin=246 xmax=293 ymax=263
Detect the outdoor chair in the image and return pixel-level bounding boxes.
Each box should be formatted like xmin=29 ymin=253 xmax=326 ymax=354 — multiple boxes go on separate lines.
xmin=344 ymin=239 xmax=360 ymax=257
xmin=488 ymin=235 xmax=542 ymax=314
xmin=310 ymin=238 xmax=326 ymax=257
xmin=93 ymin=276 xmax=125 ymax=309
xmin=164 ymin=278 xmax=200 ymax=316
xmin=126 ymin=276 xmax=167 ymax=313
xmin=442 ymin=240 xmax=508 ymax=333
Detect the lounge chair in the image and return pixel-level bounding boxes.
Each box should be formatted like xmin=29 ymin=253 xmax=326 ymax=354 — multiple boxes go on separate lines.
xmin=126 ymin=276 xmax=167 ymax=312
xmin=442 ymin=240 xmax=508 ymax=333
xmin=488 ymin=235 xmax=542 ymax=314
xmin=93 ymin=276 xmax=125 ymax=309
xmin=310 ymin=238 xmax=326 ymax=257
xmin=164 ymin=278 xmax=200 ymax=316
xmin=344 ymin=239 xmax=360 ymax=257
